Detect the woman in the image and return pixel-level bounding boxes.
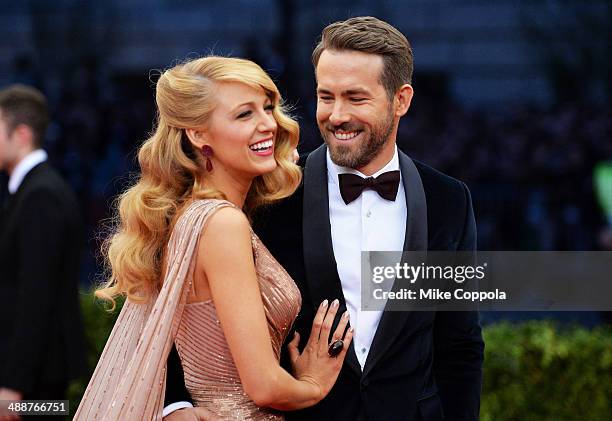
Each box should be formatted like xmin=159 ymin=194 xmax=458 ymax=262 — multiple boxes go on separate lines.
xmin=75 ymin=56 xmax=353 ymax=420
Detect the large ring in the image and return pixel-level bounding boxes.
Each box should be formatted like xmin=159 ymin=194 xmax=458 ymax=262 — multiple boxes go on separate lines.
xmin=328 ymin=339 xmax=344 ymax=357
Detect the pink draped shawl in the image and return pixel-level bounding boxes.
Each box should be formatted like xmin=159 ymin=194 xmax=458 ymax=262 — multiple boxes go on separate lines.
xmin=74 ymin=200 xmax=231 ymax=420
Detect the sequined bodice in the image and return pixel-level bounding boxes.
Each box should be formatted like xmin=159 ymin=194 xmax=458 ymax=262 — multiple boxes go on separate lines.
xmin=174 ymin=214 xmax=302 ymax=420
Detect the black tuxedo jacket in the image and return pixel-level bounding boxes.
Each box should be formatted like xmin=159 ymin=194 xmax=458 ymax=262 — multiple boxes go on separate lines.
xmin=0 ymin=162 xmax=87 ymax=397
xmin=165 ymin=145 xmax=484 ymax=420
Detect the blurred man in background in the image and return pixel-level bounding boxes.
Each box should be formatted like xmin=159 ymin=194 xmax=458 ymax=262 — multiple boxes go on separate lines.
xmin=0 ymin=85 xmax=87 ymax=415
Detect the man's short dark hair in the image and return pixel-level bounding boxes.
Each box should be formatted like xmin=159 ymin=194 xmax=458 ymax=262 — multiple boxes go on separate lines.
xmin=0 ymin=84 xmax=49 ymax=147
xmin=312 ymin=16 xmax=414 ymax=99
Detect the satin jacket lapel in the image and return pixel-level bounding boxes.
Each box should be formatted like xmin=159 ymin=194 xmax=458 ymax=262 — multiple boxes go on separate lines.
xmin=363 ymin=150 xmax=428 ymax=377
xmin=302 ymin=144 xmax=361 ymax=375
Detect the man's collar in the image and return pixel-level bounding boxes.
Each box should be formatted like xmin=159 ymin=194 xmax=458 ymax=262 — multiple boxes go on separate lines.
xmin=326 ymin=145 xmax=400 ymax=185
xmin=8 ymin=149 xmax=48 ymax=194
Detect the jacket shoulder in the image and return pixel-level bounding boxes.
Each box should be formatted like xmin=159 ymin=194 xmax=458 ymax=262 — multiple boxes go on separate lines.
xmin=21 ymin=163 xmax=73 ymax=194
xmin=411 ymin=159 xmax=474 ymax=250
xmin=413 ymin=159 xmax=468 ymax=200
xmin=16 ymin=164 xmax=80 ymax=215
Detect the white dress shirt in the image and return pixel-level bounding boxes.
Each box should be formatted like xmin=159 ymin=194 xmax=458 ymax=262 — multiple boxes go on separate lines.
xmin=327 ymin=146 xmax=407 ymax=369
xmin=8 ymin=149 xmax=48 ymax=193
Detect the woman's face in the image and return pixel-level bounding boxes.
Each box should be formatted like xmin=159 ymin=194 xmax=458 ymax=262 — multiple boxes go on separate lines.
xmin=205 ymin=81 xmax=278 ymax=179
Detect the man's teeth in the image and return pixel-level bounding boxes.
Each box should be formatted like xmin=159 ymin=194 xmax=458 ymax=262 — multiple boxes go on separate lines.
xmin=334 ymin=131 xmax=359 ymax=140
xmin=249 ymin=140 xmax=273 ymax=151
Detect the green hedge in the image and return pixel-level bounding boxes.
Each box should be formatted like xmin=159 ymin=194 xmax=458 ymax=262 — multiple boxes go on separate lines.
xmin=69 ymin=294 xmax=612 ymax=420
xmin=481 ymin=321 xmax=612 ymax=421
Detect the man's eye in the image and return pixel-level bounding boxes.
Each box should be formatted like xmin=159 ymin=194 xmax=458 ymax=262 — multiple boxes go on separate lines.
xmin=351 ymin=98 xmax=366 ymax=102
xmin=237 ymin=110 xmax=252 ymax=118
xmin=319 ymin=96 xmax=333 ymax=101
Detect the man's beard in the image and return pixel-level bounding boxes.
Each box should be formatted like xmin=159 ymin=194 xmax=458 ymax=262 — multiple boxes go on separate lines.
xmin=320 ymin=107 xmax=395 ymax=170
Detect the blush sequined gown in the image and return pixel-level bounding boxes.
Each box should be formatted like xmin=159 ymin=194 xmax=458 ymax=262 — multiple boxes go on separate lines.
xmin=175 ymin=201 xmax=302 ymax=420
xmin=74 ymin=199 xmax=301 ymax=421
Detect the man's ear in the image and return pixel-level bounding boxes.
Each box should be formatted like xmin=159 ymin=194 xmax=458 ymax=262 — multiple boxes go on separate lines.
xmin=394 ymin=84 xmax=414 ymax=118
xmin=185 ymin=128 xmax=207 ymax=149
xmin=13 ymin=124 xmax=36 ymax=150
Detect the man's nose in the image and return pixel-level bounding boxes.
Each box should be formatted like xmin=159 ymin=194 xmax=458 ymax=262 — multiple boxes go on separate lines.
xmin=329 ymin=102 xmax=350 ymax=126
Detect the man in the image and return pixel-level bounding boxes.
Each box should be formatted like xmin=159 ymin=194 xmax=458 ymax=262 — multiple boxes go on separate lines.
xmin=165 ymin=16 xmax=484 ymax=420
xmin=0 ymin=85 xmax=87 ymax=413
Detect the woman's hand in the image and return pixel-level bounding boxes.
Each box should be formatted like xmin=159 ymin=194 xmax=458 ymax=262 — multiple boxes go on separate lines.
xmin=286 ymin=299 xmax=354 ymax=402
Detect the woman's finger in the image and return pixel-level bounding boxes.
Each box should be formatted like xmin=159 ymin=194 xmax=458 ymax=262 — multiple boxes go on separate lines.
xmin=308 ymin=300 xmax=328 ymax=345
xmin=319 ymin=299 xmax=339 ymax=353
xmin=287 ymin=331 xmax=300 ymax=364
xmin=331 ymin=310 xmax=350 ymax=342
xmin=338 ymin=327 xmax=354 ymax=360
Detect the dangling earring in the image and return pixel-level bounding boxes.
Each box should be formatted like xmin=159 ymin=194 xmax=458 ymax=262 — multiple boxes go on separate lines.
xmin=201 ymin=145 xmax=213 ymax=172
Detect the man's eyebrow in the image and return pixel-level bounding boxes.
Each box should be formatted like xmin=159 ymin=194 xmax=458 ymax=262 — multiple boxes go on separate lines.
xmin=344 ymin=88 xmax=371 ymax=96
xmin=316 ymin=87 xmax=372 ymax=96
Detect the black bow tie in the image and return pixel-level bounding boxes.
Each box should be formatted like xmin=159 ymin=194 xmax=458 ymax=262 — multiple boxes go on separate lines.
xmin=338 ymin=170 xmax=400 ymax=204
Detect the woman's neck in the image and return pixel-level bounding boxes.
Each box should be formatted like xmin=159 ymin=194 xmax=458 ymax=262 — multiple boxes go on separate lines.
xmin=204 ymin=168 xmax=253 ymax=208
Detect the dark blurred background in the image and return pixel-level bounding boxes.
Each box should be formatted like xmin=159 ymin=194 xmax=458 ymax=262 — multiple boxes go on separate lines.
xmin=1 ymin=0 xmax=611 ymax=324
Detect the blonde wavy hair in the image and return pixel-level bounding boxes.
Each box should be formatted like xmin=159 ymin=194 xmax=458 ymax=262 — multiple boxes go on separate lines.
xmin=97 ymin=56 xmax=302 ymax=307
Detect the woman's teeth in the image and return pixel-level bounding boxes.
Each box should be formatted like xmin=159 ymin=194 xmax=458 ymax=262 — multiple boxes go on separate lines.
xmin=249 ymin=140 xmax=273 ymax=151
xmin=334 ymin=131 xmax=359 ymax=140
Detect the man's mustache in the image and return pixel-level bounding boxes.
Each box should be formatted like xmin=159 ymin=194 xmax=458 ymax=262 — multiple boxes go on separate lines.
xmin=323 ymin=122 xmax=364 ymax=132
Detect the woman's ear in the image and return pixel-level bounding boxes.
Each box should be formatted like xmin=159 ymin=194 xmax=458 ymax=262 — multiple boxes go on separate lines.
xmin=185 ymin=128 xmax=207 ymax=149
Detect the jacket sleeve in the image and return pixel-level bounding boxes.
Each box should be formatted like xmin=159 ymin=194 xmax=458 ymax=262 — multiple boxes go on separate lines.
xmin=433 ymin=182 xmax=485 ymax=420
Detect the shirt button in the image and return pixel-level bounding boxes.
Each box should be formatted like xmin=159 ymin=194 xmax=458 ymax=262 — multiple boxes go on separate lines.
xmin=361 ymin=347 xmax=367 ymax=353
xmin=366 ymin=211 xmax=372 ymax=218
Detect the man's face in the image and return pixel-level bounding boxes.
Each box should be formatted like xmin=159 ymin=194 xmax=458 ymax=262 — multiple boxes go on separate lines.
xmin=315 ymin=49 xmax=395 ymax=170
xmin=0 ymin=110 xmax=19 ymax=172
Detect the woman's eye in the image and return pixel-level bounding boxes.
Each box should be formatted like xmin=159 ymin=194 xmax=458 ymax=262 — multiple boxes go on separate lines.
xmin=264 ymin=104 xmax=275 ymax=112
xmin=237 ymin=110 xmax=252 ymax=119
